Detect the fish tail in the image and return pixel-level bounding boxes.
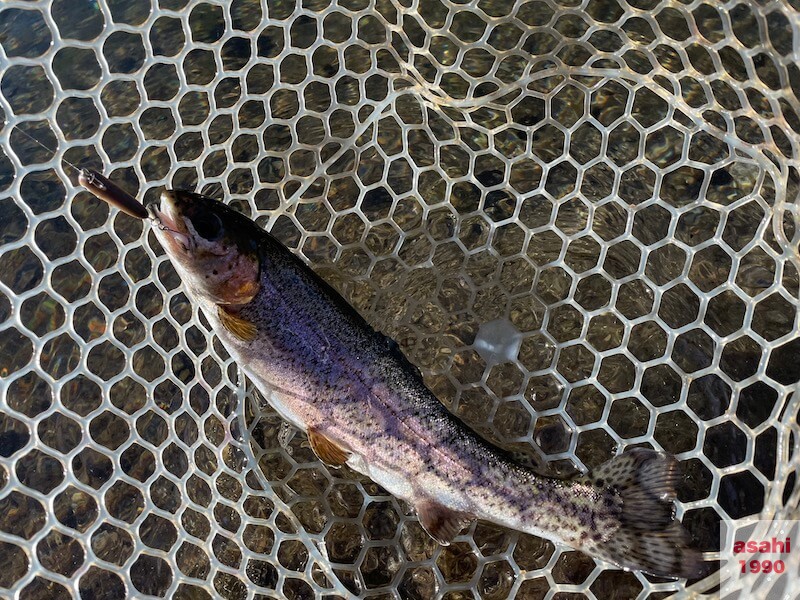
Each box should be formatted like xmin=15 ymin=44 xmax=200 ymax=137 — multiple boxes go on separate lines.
xmin=583 ymin=448 xmax=705 ymax=579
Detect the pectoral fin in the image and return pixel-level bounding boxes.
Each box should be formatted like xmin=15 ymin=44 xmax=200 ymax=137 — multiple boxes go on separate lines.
xmin=417 ymin=499 xmax=474 ymax=545
xmin=307 ymin=428 xmax=350 ymax=467
xmin=218 ymin=305 xmax=257 ymax=342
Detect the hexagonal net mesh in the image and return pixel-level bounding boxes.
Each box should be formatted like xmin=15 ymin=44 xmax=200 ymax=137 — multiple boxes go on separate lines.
xmin=1 ymin=0 xmax=799 ymax=598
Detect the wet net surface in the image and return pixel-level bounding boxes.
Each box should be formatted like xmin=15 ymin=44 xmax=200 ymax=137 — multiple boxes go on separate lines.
xmin=1 ymin=0 xmax=800 ymax=598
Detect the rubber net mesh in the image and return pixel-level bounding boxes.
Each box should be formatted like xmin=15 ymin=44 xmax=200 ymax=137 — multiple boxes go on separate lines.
xmin=1 ymin=0 xmax=799 ymax=598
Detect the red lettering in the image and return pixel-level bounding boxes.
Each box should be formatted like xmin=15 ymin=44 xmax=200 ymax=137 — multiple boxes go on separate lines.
xmin=732 ymin=537 xmax=792 ymax=556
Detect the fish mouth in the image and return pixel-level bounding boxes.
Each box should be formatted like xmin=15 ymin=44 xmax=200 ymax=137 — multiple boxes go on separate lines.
xmin=147 ymin=190 xmax=194 ymax=252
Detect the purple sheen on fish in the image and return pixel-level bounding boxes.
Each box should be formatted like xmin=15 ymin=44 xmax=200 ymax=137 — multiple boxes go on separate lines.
xmin=148 ymin=189 xmax=705 ymax=579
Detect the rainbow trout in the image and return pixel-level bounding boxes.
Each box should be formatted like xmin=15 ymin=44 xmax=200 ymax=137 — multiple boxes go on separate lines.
xmin=146 ymin=190 xmax=702 ymax=579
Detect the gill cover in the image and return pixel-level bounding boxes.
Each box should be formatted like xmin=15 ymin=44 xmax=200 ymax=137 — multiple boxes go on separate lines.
xmin=150 ymin=190 xmax=261 ymax=306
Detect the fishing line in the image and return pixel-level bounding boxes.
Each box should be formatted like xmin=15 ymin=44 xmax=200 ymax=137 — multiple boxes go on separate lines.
xmin=9 ymin=124 xmax=83 ymax=174
xmin=9 ymin=122 xmax=148 ymax=218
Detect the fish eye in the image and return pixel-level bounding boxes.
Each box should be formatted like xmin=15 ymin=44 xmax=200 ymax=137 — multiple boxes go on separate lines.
xmin=192 ymin=212 xmax=223 ymax=241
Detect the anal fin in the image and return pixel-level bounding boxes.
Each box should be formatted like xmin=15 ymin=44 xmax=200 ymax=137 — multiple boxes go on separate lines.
xmin=218 ymin=305 xmax=257 ymax=342
xmin=308 ymin=428 xmax=350 ymax=467
xmin=417 ymin=499 xmax=474 ymax=545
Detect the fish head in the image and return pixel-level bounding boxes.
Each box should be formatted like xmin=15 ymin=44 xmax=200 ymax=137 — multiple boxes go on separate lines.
xmin=148 ymin=190 xmax=261 ymax=306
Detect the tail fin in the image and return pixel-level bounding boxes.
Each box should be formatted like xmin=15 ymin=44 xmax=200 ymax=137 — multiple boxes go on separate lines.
xmin=583 ymin=448 xmax=705 ymax=579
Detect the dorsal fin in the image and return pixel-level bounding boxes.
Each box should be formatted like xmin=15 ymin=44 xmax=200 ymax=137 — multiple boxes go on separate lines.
xmin=416 ymin=499 xmax=474 ymax=545
xmin=307 ymin=428 xmax=350 ymax=467
xmin=217 ymin=305 xmax=257 ymax=342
